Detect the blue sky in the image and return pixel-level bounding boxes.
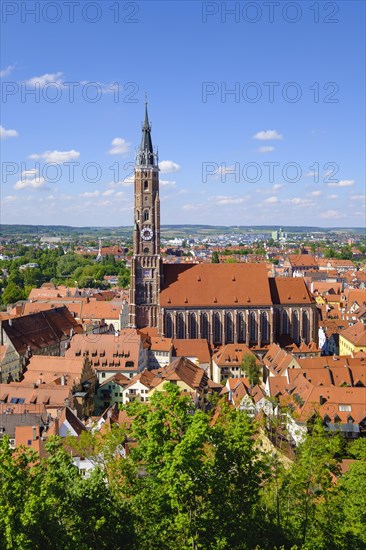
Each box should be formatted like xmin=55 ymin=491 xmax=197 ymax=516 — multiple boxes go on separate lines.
xmin=1 ymin=0 xmax=365 ymax=227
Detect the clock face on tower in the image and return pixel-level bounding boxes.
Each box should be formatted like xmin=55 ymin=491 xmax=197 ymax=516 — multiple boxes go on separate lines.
xmin=141 ymin=226 xmax=153 ymax=241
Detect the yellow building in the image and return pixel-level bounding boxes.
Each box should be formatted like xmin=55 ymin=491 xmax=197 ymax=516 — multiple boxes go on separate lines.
xmin=339 ymin=322 xmax=366 ymax=356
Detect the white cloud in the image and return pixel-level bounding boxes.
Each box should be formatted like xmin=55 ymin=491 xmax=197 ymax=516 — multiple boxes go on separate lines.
xmin=320 ymin=210 xmax=345 ymax=219
xmin=328 ymin=179 xmax=355 ymax=188
xmin=214 ymin=195 xmax=248 ymax=205
xmin=102 ymin=189 xmax=115 ymax=197
xmin=182 ymin=203 xmax=200 ymax=211
xmin=14 ymin=169 xmax=46 ymax=190
xmin=80 ymin=190 xmax=100 ymax=198
xmin=121 ymin=175 xmax=134 ymax=186
xmin=310 ymin=190 xmax=322 ymax=196
xmin=0 ymin=125 xmax=18 ymax=139
xmin=115 ymin=191 xmax=125 ymax=199
xmin=305 ymin=171 xmax=318 ymax=177
xmin=327 ymin=194 xmax=338 ymax=199
xmin=21 ymin=169 xmax=38 ymax=177
xmin=351 ymin=194 xmax=366 ymax=201
xmin=29 ymin=150 xmax=80 ymax=163
xmin=25 ymin=72 xmax=63 ymax=87
xmin=159 ymin=160 xmax=181 ymax=173
xmin=253 ymin=130 xmax=283 ymax=141
xmin=265 ymin=196 xmax=279 ymax=204
xmin=257 ymin=146 xmax=274 ymax=153
xmin=160 ymin=179 xmax=176 ymax=188
xmin=0 ymin=65 xmax=15 ymax=77
xmin=258 ymin=183 xmax=283 ymax=194
xmin=273 ymin=183 xmax=283 ymax=191
xmin=3 ymin=195 xmax=17 ymax=203
xmin=108 ymin=137 xmax=130 ymax=155
xmin=284 ymin=197 xmax=314 ymax=206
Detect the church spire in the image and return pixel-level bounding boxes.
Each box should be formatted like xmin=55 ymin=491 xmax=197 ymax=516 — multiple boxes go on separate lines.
xmin=137 ymin=99 xmax=156 ymax=166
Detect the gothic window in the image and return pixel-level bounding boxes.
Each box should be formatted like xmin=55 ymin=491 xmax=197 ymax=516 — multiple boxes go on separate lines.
xmin=260 ymin=311 xmax=269 ymax=343
xmin=144 ymin=210 xmax=149 ymax=221
xmin=302 ymin=310 xmax=310 ymax=342
xmin=144 ymin=180 xmax=149 ymax=190
xmin=143 ymin=248 xmax=149 ymax=254
xmin=213 ymin=312 xmax=222 ymax=345
xmin=225 ymin=312 xmax=234 ymax=344
xmin=188 ymin=313 xmax=198 ymax=339
xmin=237 ymin=312 xmax=245 ymax=343
xmin=166 ymin=313 xmax=173 ymax=338
xmin=201 ymin=312 xmax=209 ymax=340
xmin=136 ymin=210 xmax=140 ymax=221
xmin=282 ymin=310 xmax=290 ymax=335
xmin=177 ymin=312 xmax=185 ymax=339
xmin=292 ymin=310 xmax=299 ymax=343
xmin=249 ymin=311 xmax=258 ymax=342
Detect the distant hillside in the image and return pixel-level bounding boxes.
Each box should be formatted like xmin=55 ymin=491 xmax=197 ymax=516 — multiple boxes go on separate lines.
xmin=0 ymin=224 xmax=364 ymax=239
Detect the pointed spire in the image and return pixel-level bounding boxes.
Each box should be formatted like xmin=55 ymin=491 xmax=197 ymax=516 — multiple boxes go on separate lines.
xmin=137 ymin=98 xmax=156 ymax=166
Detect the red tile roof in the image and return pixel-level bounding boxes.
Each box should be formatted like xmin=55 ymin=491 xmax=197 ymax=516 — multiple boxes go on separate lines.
xmin=160 ymin=264 xmax=313 ymax=307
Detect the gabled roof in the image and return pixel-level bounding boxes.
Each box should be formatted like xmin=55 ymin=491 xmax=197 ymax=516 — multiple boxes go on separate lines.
xmin=340 ymin=322 xmax=366 ymax=347
xmin=2 ymin=307 xmax=82 ymax=354
xmin=213 ymin=344 xmax=261 ymax=367
xmin=172 ymin=338 xmax=211 ymax=363
xmin=161 ymin=263 xmax=272 ymax=307
xmin=151 ymin=357 xmax=207 ymax=391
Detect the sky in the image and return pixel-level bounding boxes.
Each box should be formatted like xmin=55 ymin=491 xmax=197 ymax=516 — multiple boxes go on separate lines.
xmin=1 ymin=0 xmax=365 ymax=228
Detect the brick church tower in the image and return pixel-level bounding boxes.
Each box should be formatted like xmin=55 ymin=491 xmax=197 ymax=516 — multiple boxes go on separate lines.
xmin=129 ymin=103 xmax=161 ymax=328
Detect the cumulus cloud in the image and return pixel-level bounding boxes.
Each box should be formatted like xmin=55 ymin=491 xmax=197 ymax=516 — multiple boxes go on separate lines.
xmin=284 ymin=197 xmax=314 ymax=206
xmin=14 ymin=169 xmax=46 ymax=190
xmin=257 ymin=146 xmax=274 ymax=153
xmin=214 ymin=195 xmax=248 ymax=205
xmin=0 ymin=125 xmax=18 ymax=139
xmin=309 ymin=190 xmax=322 ymax=196
xmin=258 ymin=183 xmax=284 ymax=194
xmin=25 ymin=72 xmax=63 ymax=86
xmin=265 ymin=196 xmax=279 ymax=204
xmin=80 ymin=190 xmax=100 ymax=198
xmin=159 ymin=160 xmax=181 ymax=173
xmin=3 ymin=195 xmax=17 ymax=203
xmin=328 ymin=179 xmax=355 ymax=187
xmin=327 ymin=194 xmax=338 ymax=199
xmin=350 ymin=194 xmax=365 ymax=201
xmin=0 ymin=65 xmax=15 ymax=77
xmin=102 ymin=189 xmax=115 ymax=197
xmin=29 ymin=150 xmax=80 ymax=163
xmin=108 ymin=137 xmax=130 ymax=155
xmin=253 ymin=130 xmax=283 ymax=140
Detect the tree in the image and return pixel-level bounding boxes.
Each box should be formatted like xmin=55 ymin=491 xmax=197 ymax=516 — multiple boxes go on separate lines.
xmin=241 ymin=353 xmax=261 ymax=386
xmin=275 ymin=418 xmax=343 ymax=549
xmin=0 ymin=436 xmax=134 ymax=550
xmin=2 ymin=282 xmax=25 ymax=305
xmin=211 ymin=251 xmax=219 ymax=263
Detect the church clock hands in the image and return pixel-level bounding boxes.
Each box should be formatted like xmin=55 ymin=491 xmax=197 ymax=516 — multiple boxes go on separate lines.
xmin=141 ymin=226 xmax=153 ymax=241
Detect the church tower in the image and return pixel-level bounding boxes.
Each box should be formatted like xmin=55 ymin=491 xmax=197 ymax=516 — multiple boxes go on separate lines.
xmin=129 ymin=103 xmax=161 ymax=328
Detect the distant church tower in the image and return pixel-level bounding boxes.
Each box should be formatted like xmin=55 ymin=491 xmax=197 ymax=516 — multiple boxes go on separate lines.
xmin=129 ymin=103 xmax=161 ymax=328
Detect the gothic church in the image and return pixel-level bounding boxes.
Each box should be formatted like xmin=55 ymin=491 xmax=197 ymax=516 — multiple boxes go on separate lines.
xmin=129 ymin=105 xmax=318 ymax=347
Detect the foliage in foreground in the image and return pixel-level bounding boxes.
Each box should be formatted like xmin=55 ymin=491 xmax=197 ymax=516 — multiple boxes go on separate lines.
xmin=0 ymin=384 xmax=365 ymax=549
